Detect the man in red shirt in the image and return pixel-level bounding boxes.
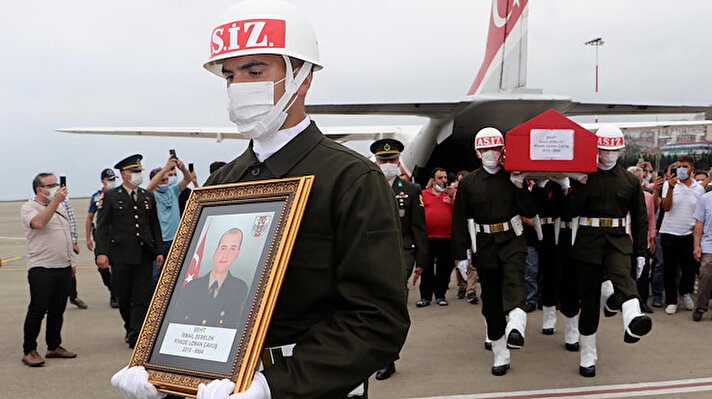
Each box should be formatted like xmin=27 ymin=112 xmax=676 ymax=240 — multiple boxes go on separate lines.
xmin=418 ymin=167 xmax=456 ymax=306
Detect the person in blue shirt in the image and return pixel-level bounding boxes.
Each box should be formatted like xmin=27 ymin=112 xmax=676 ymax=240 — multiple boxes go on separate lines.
xmin=147 ymin=156 xmax=195 ymax=285
xmin=86 ymin=168 xmax=119 ymax=308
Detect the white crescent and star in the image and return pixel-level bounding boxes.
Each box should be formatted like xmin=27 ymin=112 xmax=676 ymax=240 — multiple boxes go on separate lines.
xmin=492 ymin=0 xmax=520 ymax=28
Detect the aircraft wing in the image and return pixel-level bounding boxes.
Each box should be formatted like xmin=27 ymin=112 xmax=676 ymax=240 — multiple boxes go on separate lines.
xmin=562 ymin=102 xmax=711 ymax=116
xmin=580 ymin=120 xmax=712 ymax=131
xmin=56 ymin=125 xmax=422 ymax=143
xmin=306 ymin=102 xmax=467 ymax=118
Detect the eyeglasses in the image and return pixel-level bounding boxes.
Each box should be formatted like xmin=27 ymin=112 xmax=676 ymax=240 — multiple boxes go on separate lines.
xmin=41 ymin=183 xmax=59 ymax=188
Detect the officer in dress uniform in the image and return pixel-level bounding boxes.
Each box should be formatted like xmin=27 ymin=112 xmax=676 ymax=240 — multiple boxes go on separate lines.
xmin=451 ymin=127 xmax=537 ymax=376
xmin=111 ymin=1 xmax=409 ymax=398
xmin=370 ymin=138 xmax=428 ymax=381
xmin=564 ymin=126 xmax=651 ymax=377
xmin=94 ymin=154 xmax=164 ymax=349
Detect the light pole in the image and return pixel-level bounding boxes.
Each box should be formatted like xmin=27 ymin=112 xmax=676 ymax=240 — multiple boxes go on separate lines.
xmin=584 ymin=37 xmax=604 ymax=93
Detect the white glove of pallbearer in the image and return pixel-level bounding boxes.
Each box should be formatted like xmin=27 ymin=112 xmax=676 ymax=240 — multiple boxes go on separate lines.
xmin=197 ymin=372 xmax=270 ymax=399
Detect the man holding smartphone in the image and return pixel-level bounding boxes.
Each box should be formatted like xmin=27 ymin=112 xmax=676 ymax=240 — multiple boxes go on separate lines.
xmin=146 ymin=154 xmax=195 ymax=285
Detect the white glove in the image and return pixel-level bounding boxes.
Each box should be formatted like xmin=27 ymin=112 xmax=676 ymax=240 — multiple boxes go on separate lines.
xmin=552 ymin=176 xmax=570 ymax=190
xmin=568 ymin=173 xmax=588 ymax=184
xmin=456 ymin=260 xmax=468 ymax=280
xmin=536 ymin=178 xmax=549 ymax=188
xmin=111 ymin=366 xmax=167 ymax=399
xmin=197 ymin=372 xmax=270 ymax=399
xmin=636 ymin=256 xmax=646 ymax=280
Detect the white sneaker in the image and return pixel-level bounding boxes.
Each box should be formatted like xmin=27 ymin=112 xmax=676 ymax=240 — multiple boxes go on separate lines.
xmin=682 ymin=294 xmax=695 ymax=310
xmin=665 ymin=304 xmax=678 ymax=314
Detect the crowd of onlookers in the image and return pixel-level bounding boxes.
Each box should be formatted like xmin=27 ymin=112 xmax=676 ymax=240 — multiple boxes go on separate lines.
xmin=413 ymin=155 xmax=712 ymax=324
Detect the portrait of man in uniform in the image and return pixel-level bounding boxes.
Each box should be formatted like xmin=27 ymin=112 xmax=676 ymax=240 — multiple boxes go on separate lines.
xmin=148 ymin=209 xmax=279 ymax=374
xmin=175 ymin=228 xmax=249 ymax=327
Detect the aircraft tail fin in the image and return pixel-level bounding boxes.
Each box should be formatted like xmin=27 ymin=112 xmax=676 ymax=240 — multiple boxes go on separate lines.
xmin=467 ymin=0 xmax=530 ymax=96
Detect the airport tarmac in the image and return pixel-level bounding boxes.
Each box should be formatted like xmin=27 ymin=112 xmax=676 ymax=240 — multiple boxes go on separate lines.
xmin=1 ymin=198 xmax=711 ymax=398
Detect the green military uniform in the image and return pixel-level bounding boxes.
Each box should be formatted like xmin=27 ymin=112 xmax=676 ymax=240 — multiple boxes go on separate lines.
xmin=565 ymin=163 xmax=648 ymax=335
xmin=205 ymin=122 xmax=410 ymax=398
xmin=94 ymin=155 xmax=163 ymax=347
xmin=392 ymin=177 xmax=428 ymax=277
xmin=451 ymin=167 xmax=537 ymax=340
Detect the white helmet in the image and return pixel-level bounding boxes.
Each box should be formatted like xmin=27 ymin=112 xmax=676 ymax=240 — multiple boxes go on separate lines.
xmin=203 ymin=0 xmax=323 ymax=77
xmin=474 ymin=127 xmax=504 ymax=150
xmin=596 ymin=125 xmax=625 ymax=150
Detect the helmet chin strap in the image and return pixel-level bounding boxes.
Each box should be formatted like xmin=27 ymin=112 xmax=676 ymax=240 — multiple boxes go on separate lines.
xmin=277 ymin=55 xmax=312 ymax=115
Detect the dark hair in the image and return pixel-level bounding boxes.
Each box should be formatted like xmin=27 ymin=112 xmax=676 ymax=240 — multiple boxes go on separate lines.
xmin=218 ymin=228 xmax=243 ymax=250
xmin=677 ymin=155 xmax=695 ymax=166
xmin=210 ymin=161 xmax=227 ymax=174
xmin=695 ymin=171 xmax=708 ymax=178
xmin=431 ymin=167 xmax=446 ymax=178
xmin=149 ymin=167 xmax=162 ymax=180
xmin=32 ymin=173 xmax=54 ymax=194
xmin=456 ymin=170 xmax=469 ymax=180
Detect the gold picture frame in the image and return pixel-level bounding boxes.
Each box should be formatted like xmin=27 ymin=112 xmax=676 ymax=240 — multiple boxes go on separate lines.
xmin=128 ymin=176 xmax=314 ymax=397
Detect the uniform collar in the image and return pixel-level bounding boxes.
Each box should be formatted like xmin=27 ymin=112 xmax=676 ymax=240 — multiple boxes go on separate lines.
xmin=229 ymin=121 xmax=324 ymax=180
xmin=253 ymin=117 xmax=311 ymax=162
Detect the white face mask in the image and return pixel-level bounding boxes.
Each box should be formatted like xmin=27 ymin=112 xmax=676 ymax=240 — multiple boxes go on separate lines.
xmin=480 ymin=150 xmax=502 ymax=169
xmin=227 ymin=56 xmax=312 ymax=141
xmin=104 ymin=180 xmax=117 ymax=190
xmin=434 ymin=183 xmax=445 ymax=192
xmin=379 ymin=163 xmax=400 ymax=180
xmin=598 ymin=150 xmax=619 ymax=168
xmin=43 ymin=186 xmax=58 ymax=201
xmin=129 ymin=172 xmax=144 ymax=187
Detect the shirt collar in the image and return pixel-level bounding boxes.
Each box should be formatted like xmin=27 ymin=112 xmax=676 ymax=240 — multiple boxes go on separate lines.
xmin=226 ymin=121 xmax=325 ymax=180
xmin=252 ymin=117 xmax=311 ymax=162
xmin=482 ymin=165 xmax=501 ymax=175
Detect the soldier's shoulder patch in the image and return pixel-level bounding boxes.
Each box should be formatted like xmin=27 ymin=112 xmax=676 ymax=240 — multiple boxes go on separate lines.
xmin=419 ymin=194 xmax=424 ymax=207
xmin=98 ymin=199 xmax=103 ymax=209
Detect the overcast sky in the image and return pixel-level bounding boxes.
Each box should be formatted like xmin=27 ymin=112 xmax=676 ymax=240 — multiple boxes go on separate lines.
xmin=1 ymin=0 xmax=711 ymax=201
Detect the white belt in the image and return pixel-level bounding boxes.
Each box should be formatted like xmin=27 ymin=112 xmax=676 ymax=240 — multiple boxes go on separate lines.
xmin=578 ymin=217 xmax=627 ymax=228
xmin=467 ymin=215 xmax=524 ymax=254
xmin=473 ymin=215 xmax=523 ymax=234
xmin=258 ymin=343 xmax=365 ymax=397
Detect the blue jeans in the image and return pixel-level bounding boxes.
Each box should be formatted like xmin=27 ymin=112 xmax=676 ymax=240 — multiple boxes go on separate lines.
xmin=153 ymin=240 xmax=173 ymax=287
xmin=525 ymin=246 xmax=540 ymax=304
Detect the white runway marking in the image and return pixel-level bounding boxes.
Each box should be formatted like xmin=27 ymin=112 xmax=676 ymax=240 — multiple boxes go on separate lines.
xmin=0 ymin=236 xmax=25 ymax=240
xmin=415 ymin=377 xmax=712 ymax=398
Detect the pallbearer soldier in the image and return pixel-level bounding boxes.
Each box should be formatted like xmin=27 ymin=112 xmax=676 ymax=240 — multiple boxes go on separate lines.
xmin=532 ymin=178 xmax=580 ymax=351
xmin=111 ymin=1 xmax=409 ymax=398
xmin=452 ymin=127 xmax=537 ymax=376
xmin=565 ymin=126 xmax=651 ymax=377
xmin=94 ymin=154 xmax=164 ymax=349
xmin=370 ymin=138 xmax=428 ymax=381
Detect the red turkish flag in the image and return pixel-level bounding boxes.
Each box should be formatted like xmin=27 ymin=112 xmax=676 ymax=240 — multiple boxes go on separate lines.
xmin=183 ymin=228 xmax=208 ymax=287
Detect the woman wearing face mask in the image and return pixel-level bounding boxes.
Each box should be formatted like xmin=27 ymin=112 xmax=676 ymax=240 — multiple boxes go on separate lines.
xmin=451 ymin=127 xmax=538 ymax=376
xmin=564 ymin=125 xmax=651 ymax=377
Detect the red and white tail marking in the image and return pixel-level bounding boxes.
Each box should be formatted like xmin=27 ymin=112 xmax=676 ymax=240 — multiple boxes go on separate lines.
xmin=467 ymin=0 xmax=529 ymax=96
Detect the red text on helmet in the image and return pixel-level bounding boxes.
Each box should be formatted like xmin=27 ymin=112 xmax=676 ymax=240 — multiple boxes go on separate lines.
xmin=476 ymin=136 xmax=504 ymax=147
xmin=596 ymin=137 xmax=623 ymax=147
xmin=210 ymin=19 xmax=286 ymax=59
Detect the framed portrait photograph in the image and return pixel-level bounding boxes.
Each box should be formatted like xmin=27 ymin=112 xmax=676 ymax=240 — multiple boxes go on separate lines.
xmin=129 ymin=176 xmax=313 ymax=397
